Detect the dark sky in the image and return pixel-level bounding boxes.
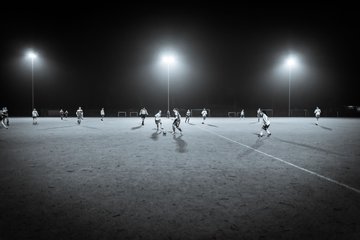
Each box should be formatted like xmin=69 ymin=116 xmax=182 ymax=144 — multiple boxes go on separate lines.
xmin=1 ymin=4 xmax=359 ymax=115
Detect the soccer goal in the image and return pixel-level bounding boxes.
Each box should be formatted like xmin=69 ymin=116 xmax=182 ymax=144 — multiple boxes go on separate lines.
xmin=261 ymin=109 xmax=274 ymax=117
xmin=117 ymin=111 xmax=127 ymax=117
xmin=228 ymin=112 xmax=236 ymax=117
xmin=129 ymin=112 xmax=138 ymax=117
xmin=291 ymin=109 xmax=308 ymax=117
xmin=191 ymin=108 xmax=211 ymax=117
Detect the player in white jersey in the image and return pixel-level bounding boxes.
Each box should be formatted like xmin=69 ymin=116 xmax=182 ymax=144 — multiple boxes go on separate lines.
xmin=1 ymin=107 xmax=9 ymax=129
xmin=64 ymin=110 xmax=68 ymax=118
xmin=172 ymin=108 xmax=182 ymax=134
xmin=314 ymin=107 xmax=321 ymax=125
xmin=240 ymin=109 xmax=245 ymax=119
xmin=154 ymin=110 xmax=163 ymax=131
xmin=257 ymin=108 xmax=261 ymax=122
xmin=139 ymin=107 xmax=148 ymax=126
xmin=259 ymin=110 xmax=271 ymax=137
xmin=100 ymin=108 xmax=105 ymax=121
xmin=76 ymin=107 xmax=84 ymax=125
xmin=60 ymin=109 xmax=64 ymax=120
xmin=32 ymin=108 xmax=39 ymax=125
xmin=185 ymin=109 xmax=191 ymax=123
xmin=201 ymin=108 xmax=207 ymax=124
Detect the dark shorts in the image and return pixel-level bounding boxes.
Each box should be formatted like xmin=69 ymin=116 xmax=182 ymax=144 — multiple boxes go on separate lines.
xmin=173 ymin=119 xmax=180 ymax=127
xmin=262 ymin=124 xmax=270 ymax=130
xmin=140 ymin=114 xmax=146 ymax=119
xmin=155 ymin=119 xmax=161 ymax=124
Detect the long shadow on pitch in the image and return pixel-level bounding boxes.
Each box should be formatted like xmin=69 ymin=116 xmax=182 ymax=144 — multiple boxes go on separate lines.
xmin=173 ymin=134 xmax=187 ymax=153
xmin=319 ymin=125 xmax=333 ymax=131
xmin=238 ymin=137 xmax=264 ymax=159
xmin=131 ymin=125 xmax=142 ymax=130
xmin=274 ymin=137 xmax=344 ymax=156
xmin=207 ymin=124 xmax=218 ymax=128
xmin=39 ymin=125 xmax=76 ymax=131
xmin=188 ymin=123 xmax=196 ymax=126
xmin=150 ymin=131 xmax=160 ymax=141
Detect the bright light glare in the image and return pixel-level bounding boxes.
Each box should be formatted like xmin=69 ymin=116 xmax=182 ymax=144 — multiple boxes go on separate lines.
xmin=27 ymin=52 xmax=37 ymax=60
xmin=162 ymin=55 xmax=175 ymax=64
xmin=285 ymin=56 xmax=297 ymax=68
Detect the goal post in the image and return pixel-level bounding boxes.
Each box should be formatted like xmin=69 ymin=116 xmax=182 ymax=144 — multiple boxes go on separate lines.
xmin=228 ymin=112 xmax=236 ymax=117
xmin=129 ymin=112 xmax=138 ymax=117
xmin=117 ymin=111 xmax=127 ymax=117
xmin=191 ymin=108 xmax=211 ymax=117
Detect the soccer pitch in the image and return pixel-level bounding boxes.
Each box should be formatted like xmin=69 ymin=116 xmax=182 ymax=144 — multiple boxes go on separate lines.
xmin=1 ymin=117 xmax=359 ymax=239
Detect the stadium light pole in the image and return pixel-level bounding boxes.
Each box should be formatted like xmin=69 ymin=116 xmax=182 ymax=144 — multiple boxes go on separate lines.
xmin=285 ymin=55 xmax=297 ymax=117
xmin=27 ymin=51 xmax=37 ymax=110
xmin=161 ymin=55 xmax=175 ymax=114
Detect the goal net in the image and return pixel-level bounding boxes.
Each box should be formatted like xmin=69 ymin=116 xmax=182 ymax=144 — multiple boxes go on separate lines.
xmin=191 ymin=108 xmax=211 ymax=117
xmin=129 ymin=112 xmax=138 ymax=117
xmin=117 ymin=111 xmax=127 ymax=117
xmin=228 ymin=112 xmax=236 ymax=117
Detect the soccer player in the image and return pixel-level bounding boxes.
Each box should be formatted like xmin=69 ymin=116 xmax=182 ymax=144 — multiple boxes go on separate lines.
xmin=154 ymin=110 xmax=163 ymax=131
xmin=64 ymin=110 xmax=68 ymax=118
xmin=76 ymin=107 xmax=83 ymax=125
xmin=100 ymin=108 xmax=105 ymax=121
xmin=1 ymin=107 xmax=9 ymax=129
xmin=257 ymin=108 xmax=261 ymax=122
xmin=139 ymin=107 xmax=148 ymax=126
xmin=172 ymin=108 xmax=183 ymax=134
xmin=259 ymin=110 xmax=271 ymax=137
xmin=60 ymin=109 xmax=64 ymax=120
xmin=185 ymin=109 xmax=191 ymax=123
xmin=201 ymin=108 xmax=207 ymax=124
xmin=32 ymin=108 xmax=39 ymax=125
xmin=240 ymin=109 xmax=245 ymax=119
xmin=314 ymin=107 xmax=321 ymax=125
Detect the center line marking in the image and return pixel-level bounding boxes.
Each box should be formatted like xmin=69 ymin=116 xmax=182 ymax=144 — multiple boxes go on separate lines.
xmin=197 ymin=126 xmax=360 ymax=195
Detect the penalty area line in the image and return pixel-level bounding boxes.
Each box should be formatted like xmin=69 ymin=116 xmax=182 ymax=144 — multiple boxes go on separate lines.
xmin=197 ymin=126 xmax=360 ymax=195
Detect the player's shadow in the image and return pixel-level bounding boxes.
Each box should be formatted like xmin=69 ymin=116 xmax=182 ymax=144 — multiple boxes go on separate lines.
xmin=131 ymin=126 xmax=142 ymax=130
xmin=39 ymin=125 xmax=76 ymax=130
xmin=274 ymin=137 xmax=344 ymax=156
xmin=173 ymin=134 xmax=187 ymax=153
xmin=238 ymin=138 xmax=264 ymax=158
xmin=81 ymin=125 xmax=99 ymax=130
xmin=319 ymin=125 xmax=333 ymax=131
xmin=207 ymin=124 xmax=218 ymax=128
xmin=150 ymin=131 xmax=160 ymax=141
xmin=188 ymin=123 xmax=196 ymax=125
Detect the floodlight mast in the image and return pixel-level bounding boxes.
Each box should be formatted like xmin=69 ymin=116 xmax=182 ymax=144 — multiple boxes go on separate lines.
xmin=285 ymin=56 xmax=297 ymax=117
xmin=162 ymin=55 xmax=175 ymax=114
xmin=27 ymin=52 xmax=37 ymax=110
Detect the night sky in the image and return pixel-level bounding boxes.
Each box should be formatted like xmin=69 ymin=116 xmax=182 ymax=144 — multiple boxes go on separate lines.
xmin=1 ymin=4 xmax=359 ymax=116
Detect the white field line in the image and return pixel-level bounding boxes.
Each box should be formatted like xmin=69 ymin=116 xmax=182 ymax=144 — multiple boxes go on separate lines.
xmin=197 ymin=126 xmax=360 ymax=195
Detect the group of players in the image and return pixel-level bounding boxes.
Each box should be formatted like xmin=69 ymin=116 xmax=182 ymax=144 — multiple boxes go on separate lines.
xmin=1 ymin=106 xmax=322 ymax=137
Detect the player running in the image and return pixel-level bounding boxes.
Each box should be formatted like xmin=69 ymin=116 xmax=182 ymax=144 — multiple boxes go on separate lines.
xmin=100 ymin=108 xmax=105 ymax=121
xmin=32 ymin=108 xmax=39 ymax=125
xmin=240 ymin=109 xmax=245 ymax=119
xmin=1 ymin=107 xmax=9 ymax=129
xmin=185 ymin=109 xmax=191 ymax=123
xmin=257 ymin=108 xmax=261 ymax=122
xmin=76 ymin=107 xmax=84 ymax=125
xmin=60 ymin=109 xmax=64 ymax=120
xmin=259 ymin=110 xmax=271 ymax=137
xmin=172 ymin=108 xmax=183 ymax=134
xmin=314 ymin=107 xmax=321 ymax=125
xmin=139 ymin=107 xmax=149 ymax=126
xmin=154 ymin=110 xmax=163 ymax=131
xmin=201 ymin=108 xmax=207 ymax=124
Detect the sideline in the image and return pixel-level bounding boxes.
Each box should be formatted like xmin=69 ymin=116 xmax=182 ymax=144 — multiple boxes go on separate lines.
xmin=197 ymin=126 xmax=360 ymax=195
